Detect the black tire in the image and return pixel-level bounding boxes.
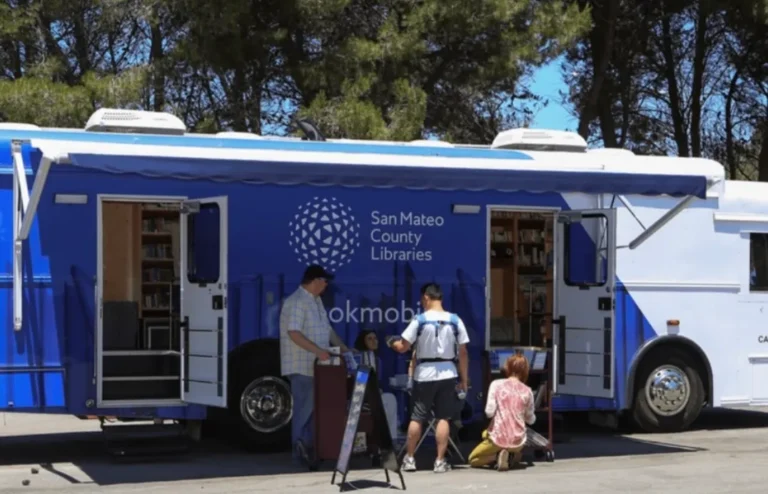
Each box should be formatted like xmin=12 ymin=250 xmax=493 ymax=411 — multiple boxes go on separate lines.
xmin=225 ymin=352 xmax=293 ymax=452
xmin=631 ymin=347 xmax=704 ymax=433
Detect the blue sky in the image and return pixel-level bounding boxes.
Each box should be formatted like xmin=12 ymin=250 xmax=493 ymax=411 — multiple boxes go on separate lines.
xmin=528 ymin=58 xmax=577 ymax=131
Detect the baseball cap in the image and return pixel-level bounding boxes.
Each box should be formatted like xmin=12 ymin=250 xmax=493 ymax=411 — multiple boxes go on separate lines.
xmin=303 ymin=264 xmax=335 ymax=282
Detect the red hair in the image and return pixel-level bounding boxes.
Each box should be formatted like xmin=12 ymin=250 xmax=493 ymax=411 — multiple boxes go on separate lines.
xmin=504 ymin=353 xmax=530 ymax=383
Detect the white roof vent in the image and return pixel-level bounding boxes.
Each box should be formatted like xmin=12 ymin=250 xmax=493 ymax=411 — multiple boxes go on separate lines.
xmin=409 ymin=139 xmax=454 ymax=147
xmin=216 ymin=131 xmax=263 ymax=140
xmin=85 ymin=108 xmax=186 ymax=135
xmin=0 ymin=123 xmax=41 ymax=131
xmin=491 ymin=128 xmax=588 ymax=152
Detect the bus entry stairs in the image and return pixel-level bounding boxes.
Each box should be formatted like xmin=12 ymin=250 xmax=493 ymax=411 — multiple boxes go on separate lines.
xmin=100 ymin=419 xmax=193 ymax=460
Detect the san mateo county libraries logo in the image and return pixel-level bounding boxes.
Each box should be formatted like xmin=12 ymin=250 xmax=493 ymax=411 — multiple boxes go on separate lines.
xmin=289 ymin=197 xmax=361 ymax=272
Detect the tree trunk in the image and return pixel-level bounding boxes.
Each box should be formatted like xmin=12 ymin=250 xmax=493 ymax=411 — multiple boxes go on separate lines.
xmin=577 ymin=0 xmax=618 ymax=141
xmin=597 ymin=89 xmax=618 ymax=147
xmin=689 ymin=1 xmax=709 ymax=157
xmin=72 ymin=13 xmax=92 ymax=76
xmin=149 ymin=7 xmax=166 ymax=112
xmin=758 ymin=117 xmax=768 ymax=182
xmin=724 ymin=68 xmax=741 ymax=179
xmin=660 ymin=13 xmax=689 ymax=156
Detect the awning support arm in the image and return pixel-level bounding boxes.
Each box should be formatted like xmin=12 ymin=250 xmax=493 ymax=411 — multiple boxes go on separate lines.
xmin=11 ymin=139 xmax=54 ymax=331
xmin=628 ymin=195 xmax=697 ymax=250
xmin=19 ymin=157 xmax=52 ymax=241
xmin=13 ymin=142 xmax=22 ymax=331
xmin=615 ymin=195 xmax=646 ymax=230
xmin=13 ymin=145 xmax=30 ymax=212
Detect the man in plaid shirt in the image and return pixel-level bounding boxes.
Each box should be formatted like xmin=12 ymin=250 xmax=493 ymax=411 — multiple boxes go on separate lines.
xmin=280 ymin=264 xmax=351 ymax=466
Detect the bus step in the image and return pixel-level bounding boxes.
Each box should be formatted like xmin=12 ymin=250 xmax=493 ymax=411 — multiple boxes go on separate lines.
xmin=102 ymin=422 xmax=192 ymax=459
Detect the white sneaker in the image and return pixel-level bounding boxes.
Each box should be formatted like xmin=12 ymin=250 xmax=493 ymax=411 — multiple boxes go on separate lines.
xmin=497 ymin=449 xmax=510 ymax=472
xmin=433 ymin=458 xmax=451 ymax=473
xmin=402 ymin=455 xmax=417 ymax=472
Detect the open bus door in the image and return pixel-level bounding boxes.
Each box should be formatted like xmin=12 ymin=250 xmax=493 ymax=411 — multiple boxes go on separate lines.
xmin=553 ymin=209 xmax=616 ymax=400
xmin=180 ymin=196 xmax=229 ymax=408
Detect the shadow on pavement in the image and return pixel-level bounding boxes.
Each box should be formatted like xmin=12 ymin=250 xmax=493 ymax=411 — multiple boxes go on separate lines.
xmin=0 ymin=407 xmax=765 ymax=486
xmin=339 ymin=479 xmax=402 ymax=491
xmin=689 ymin=408 xmax=768 ymax=431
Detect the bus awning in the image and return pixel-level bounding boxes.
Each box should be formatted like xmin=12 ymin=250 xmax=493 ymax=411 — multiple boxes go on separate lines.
xmin=29 ymin=139 xmax=712 ymax=198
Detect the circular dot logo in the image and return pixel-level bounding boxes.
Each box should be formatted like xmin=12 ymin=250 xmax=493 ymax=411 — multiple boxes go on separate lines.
xmin=289 ymin=197 xmax=361 ymax=272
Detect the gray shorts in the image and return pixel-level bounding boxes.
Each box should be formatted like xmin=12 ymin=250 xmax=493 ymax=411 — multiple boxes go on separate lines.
xmin=410 ymin=378 xmax=460 ymax=422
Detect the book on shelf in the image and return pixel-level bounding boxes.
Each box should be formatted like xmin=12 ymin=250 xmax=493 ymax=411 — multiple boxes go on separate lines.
xmin=142 ymin=243 xmax=173 ymax=259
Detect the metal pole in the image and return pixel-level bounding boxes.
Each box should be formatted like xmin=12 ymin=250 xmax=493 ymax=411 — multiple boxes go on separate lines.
xmin=19 ymin=156 xmax=52 ymax=241
xmin=12 ymin=144 xmax=22 ymax=331
xmin=628 ymin=195 xmax=697 ymax=250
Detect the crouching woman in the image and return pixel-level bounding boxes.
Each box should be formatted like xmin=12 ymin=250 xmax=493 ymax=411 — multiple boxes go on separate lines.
xmin=468 ymin=353 xmax=536 ymax=471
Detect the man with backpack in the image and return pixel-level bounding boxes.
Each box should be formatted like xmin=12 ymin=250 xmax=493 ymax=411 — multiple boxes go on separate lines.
xmin=388 ymin=282 xmax=470 ymax=473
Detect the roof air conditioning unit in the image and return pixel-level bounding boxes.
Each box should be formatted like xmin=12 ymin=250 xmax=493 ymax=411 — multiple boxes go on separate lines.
xmin=85 ymin=108 xmax=186 ymax=135
xmin=491 ymin=128 xmax=588 ymax=153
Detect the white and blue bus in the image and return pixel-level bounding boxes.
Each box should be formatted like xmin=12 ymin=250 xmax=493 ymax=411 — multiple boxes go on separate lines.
xmin=0 ymin=108 xmax=765 ymax=451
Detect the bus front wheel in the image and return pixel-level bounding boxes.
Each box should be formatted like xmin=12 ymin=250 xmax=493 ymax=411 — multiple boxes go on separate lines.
xmin=631 ymin=347 xmax=704 ymax=433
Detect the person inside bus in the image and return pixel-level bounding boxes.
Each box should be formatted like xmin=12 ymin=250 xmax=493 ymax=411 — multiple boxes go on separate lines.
xmin=354 ymin=329 xmax=400 ymax=442
xmin=468 ymin=352 xmax=536 ymax=471
xmin=279 ymin=264 xmax=352 ymax=468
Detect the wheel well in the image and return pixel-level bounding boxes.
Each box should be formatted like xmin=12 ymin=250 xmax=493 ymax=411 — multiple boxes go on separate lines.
xmin=625 ymin=336 xmax=712 ymax=410
xmin=228 ymin=339 xmax=283 ymax=388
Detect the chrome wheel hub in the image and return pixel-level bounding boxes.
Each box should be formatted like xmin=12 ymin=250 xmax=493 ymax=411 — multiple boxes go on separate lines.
xmin=644 ymin=365 xmax=690 ymax=417
xmin=240 ymin=376 xmax=293 ymax=433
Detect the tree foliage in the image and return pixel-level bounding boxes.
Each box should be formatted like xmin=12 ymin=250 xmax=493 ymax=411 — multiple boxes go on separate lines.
xmin=560 ymin=0 xmax=768 ymax=179
xmin=0 ymin=0 xmax=766 ymax=180
xmin=0 ymin=0 xmax=589 ymax=143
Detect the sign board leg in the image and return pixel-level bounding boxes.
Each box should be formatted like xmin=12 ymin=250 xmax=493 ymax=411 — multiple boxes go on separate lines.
xmin=398 ymin=471 xmax=406 ymax=490
xmin=332 ymin=366 xmax=407 ymax=491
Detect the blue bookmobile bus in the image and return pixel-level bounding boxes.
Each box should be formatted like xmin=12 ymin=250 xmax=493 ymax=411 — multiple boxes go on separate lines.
xmin=2 ymin=108 xmax=767 ymax=453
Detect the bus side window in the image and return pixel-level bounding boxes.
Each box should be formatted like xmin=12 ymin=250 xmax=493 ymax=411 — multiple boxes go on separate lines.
xmin=564 ymin=214 xmax=608 ymax=287
xmin=750 ymin=233 xmax=768 ymax=291
xmin=187 ymin=203 xmax=221 ymax=284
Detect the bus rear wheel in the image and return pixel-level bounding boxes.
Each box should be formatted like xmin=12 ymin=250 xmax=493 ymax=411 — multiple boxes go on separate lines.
xmin=631 ymin=347 xmax=704 ymax=433
xmin=228 ymin=360 xmax=293 ymax=451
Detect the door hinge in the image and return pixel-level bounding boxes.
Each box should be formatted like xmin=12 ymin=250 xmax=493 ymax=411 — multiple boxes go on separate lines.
xmin=180 ymin=201 xmax=200 ymax=214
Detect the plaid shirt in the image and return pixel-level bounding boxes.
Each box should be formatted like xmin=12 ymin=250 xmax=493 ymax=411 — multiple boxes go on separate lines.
xmin=279 ymin=286 xmax=333 ymax=377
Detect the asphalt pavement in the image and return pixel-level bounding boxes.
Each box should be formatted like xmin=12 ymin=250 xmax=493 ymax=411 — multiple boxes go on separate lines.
xmin=1 ymin=408 xmax=768 ymax=493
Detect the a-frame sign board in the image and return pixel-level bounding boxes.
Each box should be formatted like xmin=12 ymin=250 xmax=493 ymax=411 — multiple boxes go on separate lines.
xmin=331 ymin=365 xmax=406 ymax=491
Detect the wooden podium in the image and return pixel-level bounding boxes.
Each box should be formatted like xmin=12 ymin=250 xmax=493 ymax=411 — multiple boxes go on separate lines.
xmin=314 ymin=361 xmax=349 ymax=462
xmin=313 ymin=360 xmax=381 ymax=463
